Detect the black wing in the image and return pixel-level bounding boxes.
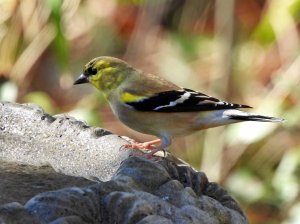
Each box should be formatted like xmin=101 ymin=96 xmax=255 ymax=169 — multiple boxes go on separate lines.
xmin=125 ymin=88 xmax=252 ymax=112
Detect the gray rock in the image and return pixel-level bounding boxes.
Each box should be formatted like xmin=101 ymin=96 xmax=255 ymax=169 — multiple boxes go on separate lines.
xmin=136 ymin=215 xmax=173 ymax=224
xmin=0 ymin=157 xmax=247 ymax=224
xmin=0 ymin=101 xmax=130 ymax=181
xmin=0 ymin=202 xmax=40 ymax=224
xmin=0 ymin=102 xmax=248 ymax=223
xmin=0 ymin=161 xmax=93 ymax=204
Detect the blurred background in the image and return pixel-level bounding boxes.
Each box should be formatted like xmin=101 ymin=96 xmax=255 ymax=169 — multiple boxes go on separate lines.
xmin=0 ymin=0 xmax=299 ymax=223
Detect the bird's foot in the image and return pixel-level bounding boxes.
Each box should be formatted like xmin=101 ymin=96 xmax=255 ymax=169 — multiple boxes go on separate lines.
xmin=120 ymin=139 xmax=161 ymax=151
xmin=120 ymin=139 xmax=166 ymax=158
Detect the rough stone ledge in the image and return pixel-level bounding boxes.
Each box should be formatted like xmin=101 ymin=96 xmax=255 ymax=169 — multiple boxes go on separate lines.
xmin=0 ymin=102 xmax=248 ymax=223
xmin=0 ymin=157 xmax=247 ymax=224
xmin=0 ymin=101 xmax=130 ymax=181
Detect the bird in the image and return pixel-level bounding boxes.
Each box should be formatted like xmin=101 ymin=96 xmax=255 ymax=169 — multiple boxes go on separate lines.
xmin=74 ymin=56 xmax=284 ymax=155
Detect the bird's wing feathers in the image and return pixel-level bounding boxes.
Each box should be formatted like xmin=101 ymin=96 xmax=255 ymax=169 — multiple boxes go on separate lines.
xmin=122 ymin=88 xmax=252 ymax=112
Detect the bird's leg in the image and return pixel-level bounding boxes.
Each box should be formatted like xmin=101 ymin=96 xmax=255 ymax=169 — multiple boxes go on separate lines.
xmin=121 ymin=135 xmax=171 ymax=159
xmin=139 ymin=136 xmax=171 ymax=159
xmin=121 ymin=139 xmax=161 ymax=151
xmin=147 ymin=135 xmax=171 ymax=156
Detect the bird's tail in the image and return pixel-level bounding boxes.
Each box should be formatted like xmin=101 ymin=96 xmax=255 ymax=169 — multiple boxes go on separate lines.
xmin=229 ymin=114 xmax=284 ymax=123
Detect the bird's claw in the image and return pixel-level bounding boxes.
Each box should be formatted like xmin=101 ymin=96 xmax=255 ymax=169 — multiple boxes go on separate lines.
xmin=119 ymin=142 xmax=157 ymax=152
xmin=120 ymin=143 xmax=166 ymax=159
xmin=120 ymin=138 xmax=161 ymax=151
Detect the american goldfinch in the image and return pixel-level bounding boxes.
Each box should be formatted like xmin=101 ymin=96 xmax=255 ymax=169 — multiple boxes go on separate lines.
xmin=74 ymin=56 xmax=283 ymax=154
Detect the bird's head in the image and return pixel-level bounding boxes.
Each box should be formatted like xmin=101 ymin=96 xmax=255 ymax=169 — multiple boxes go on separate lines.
xmin=74 ymin=56 xmax=131 ymax=94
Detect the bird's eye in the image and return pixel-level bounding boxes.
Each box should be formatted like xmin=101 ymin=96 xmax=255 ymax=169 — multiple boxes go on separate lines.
xmin=88 ymin=67 xmax=97 ymax=75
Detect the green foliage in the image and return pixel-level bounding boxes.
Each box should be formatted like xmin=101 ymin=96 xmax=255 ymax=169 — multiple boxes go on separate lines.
xmin=46 ymin=0 xmax=69 ymax=70
xmin=23 ymin=91 xmax=56 ymax=114
xmin=252 ymin=19 xmax=276 ymax=44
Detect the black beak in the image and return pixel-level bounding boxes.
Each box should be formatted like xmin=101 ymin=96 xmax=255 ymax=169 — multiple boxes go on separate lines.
xmin=74 ymin=74 xmax=89 ymax=85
